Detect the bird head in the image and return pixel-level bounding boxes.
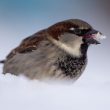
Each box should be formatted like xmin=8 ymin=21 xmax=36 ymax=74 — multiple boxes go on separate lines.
xmin=47 ymin=19 xmax=106 ymax=57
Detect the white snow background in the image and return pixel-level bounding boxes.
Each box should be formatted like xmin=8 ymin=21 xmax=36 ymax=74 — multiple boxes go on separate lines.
xmin=0 ymin=64 xmax=110 ymax=110
xmin=0 ymin=0 xmax=110 ymax=110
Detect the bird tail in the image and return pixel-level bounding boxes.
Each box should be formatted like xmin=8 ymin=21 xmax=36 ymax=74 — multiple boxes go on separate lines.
xmin=0 ymin=60 xmax=5 ymax=64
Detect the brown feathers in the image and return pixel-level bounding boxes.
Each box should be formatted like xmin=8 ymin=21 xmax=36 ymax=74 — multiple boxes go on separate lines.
xmin=6 ymin=19 xmax=83 ymax=59
xmin=2 ymin=19 xmax=101 ymax=81
xmin=7 ymin=29 xmax=47 ymax=59
xmin=47 ymin=21 xmax=78 ymax=40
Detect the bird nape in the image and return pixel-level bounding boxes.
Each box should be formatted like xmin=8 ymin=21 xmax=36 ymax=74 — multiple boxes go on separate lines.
xmin=0 ymin=19 xmax=106 ymax=82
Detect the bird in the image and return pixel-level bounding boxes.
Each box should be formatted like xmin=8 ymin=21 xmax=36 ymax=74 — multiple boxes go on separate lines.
xmin=0 ymin=19 xmax=105 ymax=81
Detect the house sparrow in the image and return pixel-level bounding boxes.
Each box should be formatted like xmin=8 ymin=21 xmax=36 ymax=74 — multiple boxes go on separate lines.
xmin=0 ymin=19 xmax=105 ymax=81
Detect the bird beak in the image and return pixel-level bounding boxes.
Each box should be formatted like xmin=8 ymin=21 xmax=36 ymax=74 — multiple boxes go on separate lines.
xmin=85 ymin=37 xmax=101 ymax=44
xmin=84 ymin=29 xmax=106 ymax=45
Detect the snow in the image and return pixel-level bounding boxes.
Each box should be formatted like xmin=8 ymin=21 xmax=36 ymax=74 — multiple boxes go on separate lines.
xmin=0 ymin=64 xmax=110 ymax=110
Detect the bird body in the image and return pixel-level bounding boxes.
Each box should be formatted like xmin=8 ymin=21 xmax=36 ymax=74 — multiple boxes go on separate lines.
xmin=1 ymin=19 xmax=105 ymax=81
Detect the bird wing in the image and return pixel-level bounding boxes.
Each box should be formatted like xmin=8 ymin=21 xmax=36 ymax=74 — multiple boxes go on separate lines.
xmin=6 ymin=29 xmax=47 ymax=59
xmin=3 ymin=29 xmax=58 ymax=76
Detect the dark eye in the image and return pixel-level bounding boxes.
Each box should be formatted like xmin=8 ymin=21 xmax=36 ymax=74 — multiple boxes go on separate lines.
xmin=74 ymin=29 xmax=82 ymax=35
xmin=68 ymin=28 xmax=82 ymax=35
xmin=68 ymin=28 xmax=91 ymax=36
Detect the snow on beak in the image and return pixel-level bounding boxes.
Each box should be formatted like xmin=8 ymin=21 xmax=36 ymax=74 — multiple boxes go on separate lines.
xmin=85 ymin=29 xmax=106 ymax=45
xmin=92 ymin=31 xmax=106 ymax=41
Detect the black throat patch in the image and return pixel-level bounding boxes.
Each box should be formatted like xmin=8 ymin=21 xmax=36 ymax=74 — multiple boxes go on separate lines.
xmin=57 ymin=55 xmax=87 ymax=78
xmin=56 ymin=43 xmax=88 ymax=78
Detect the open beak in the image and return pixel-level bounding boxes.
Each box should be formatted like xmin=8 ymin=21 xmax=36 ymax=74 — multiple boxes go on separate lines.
xmin=84 ymin=29 xmax=106 ymax=45
xmin=85 ymin=37 xmax=101 ymax=44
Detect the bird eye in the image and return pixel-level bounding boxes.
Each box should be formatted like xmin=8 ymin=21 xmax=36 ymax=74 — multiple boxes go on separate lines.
xmin=74 ymin=29 xmax=82 ymax=35
xmin=68 ymin=28 xmax=82 ymax=35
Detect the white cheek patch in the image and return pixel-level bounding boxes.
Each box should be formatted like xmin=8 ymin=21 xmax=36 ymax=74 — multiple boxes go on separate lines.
xmin=47 ymin=36 xmax=82 ymax=57
xmin=93 ymin=32 xmax=106 ymax=41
